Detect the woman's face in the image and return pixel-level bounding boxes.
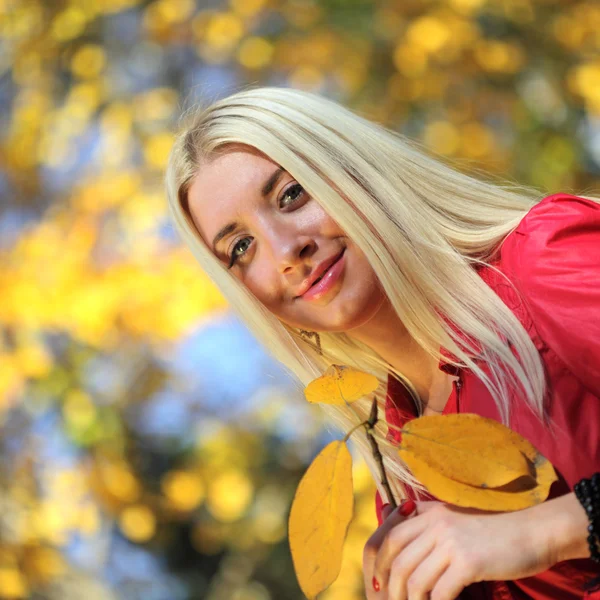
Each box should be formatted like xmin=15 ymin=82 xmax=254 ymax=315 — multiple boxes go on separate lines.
xmin=186 ymin=145 xmax=386 ymax=334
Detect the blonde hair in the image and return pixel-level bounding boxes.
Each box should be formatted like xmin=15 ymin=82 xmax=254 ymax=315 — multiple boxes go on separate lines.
xmin=165 ymin=85 xmax=597 ymax=503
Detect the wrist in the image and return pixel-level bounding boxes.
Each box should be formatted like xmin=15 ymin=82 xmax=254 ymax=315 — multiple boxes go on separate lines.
xmin=539 ymin=492 xmax=590 ymax=564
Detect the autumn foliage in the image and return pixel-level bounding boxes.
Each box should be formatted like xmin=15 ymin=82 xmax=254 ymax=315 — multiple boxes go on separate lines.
xmin=291 ymin=366 xmax=557 ymax=599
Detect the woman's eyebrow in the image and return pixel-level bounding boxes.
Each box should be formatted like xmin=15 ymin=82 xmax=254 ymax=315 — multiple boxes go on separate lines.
xmin=261 ymin=165 xmax=286 ymax=196
xmin=212 ymin=166 xmax=287 ymax=252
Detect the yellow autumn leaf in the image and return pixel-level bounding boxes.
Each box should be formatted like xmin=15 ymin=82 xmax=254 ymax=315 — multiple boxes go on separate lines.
xmin=398 ymin=414 xmax=557 ymax=511
xmin=400 ymin=414 xmax=534 ymax=488
xmin=288 ymin=440 xmax=354 ymax=599
xmin=304 ymin=365 xmax=379 ymax=405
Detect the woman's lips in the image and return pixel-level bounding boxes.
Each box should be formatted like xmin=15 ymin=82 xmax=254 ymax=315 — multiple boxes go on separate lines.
xmin=300 ymin=248 xmax=346 ymax=301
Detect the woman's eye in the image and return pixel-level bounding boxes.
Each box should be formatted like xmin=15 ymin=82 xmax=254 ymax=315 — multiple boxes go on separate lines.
xmin=279 ymin=183 xmax=305 ymax=208
xmin=228 ymin=237 xmax=251 ymax=268
xmin=227 ymin=183 xmax=307 ymax=269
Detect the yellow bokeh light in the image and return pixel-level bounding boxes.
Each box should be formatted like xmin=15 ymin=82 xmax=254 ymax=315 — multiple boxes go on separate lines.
xmin=13 ymin=342 xmax=53 ymax=379
xmin=423 ymin=121 xmax=460 ymax=155
xmin=333 ymin=60 xmax=368 ymax=95
xmin=0 ymin=567 xmax=28 ymax=599
xmin=503 ymin=0 xmax=534 ymax=24
xmin=145 ymin=0 xmax=195 ymax=26
xmin=252 ymin=511 xmax=285 ymax=544
xmin=34 ymin=502 xmax=70 ymax=546
xmin=280 ymin=1 xmax=323 ymax=29
xmin=448 ymin=0 xmax=486 ymax=15
xmin=473 ymin=40 xmax=525 ymax=73
xmin=62 ymin=389 xmax=97 ymax=429
xmin=204 ymin=12 xmax=244 ymax=50
xmin=71 ymin=44 xmax=106 ymax=79
xmin=571 ymin=62 xmax=600 ymax=104
xmin=459 ymin=122 xmax=495 ymax=158
xmin=288 ymin=65 xmax=324 ymax=91
xmin=100 ymin=461 xmax=141 ymax=502
xmin=8 ymin=133 xmax=40 ymax=170
xmin=12 ymin=52 xmax=43 ymax=86
xmin=73 ymin=170 xmax=141 ymax=214
xmin=78 ymin=502 xmax=101 ymax=536
xmin=119 ymin=504 xmax=157 ymax=542
xmin=68 ymin=283 xmax=119 ymax=345
xmin=39 ymin=139 xmax=77 ymax=169
xmin=230 ymin=0 xmax=268 ymax=18
xmin=119 ymin=191 xmax=163 ymax=234
xmin=393 ymin=43 xmax=428 ymax=78
xmin=11 ymin=89 xmax=48 ymax=132
xmin=162 ymin=470 xmax=206 ymax=511
xmin=237 ymin=37 xmax=274 ymax=69
xmin=50 ymin=468 xmax=88 ymax=502
xmin=1 ymin=2 xmax=43 ymax=41
xmin=406 ymin=16 xmax=450 ymax=53
xmin=101 ymin=102 xmax=133 ymax=134
xmin=51 ymin=7 xmax=87 ymax=42
xmin=206 ymin=469 xmax=253 ymax=522
xmin=198 ymin=426 xmax=265 ymax=470
xmin=144 ymin=132 xmax=175 ymax=170
xmin=552 ymin=15 xmax=586 ymax=51
xmin=163 ymin=0 xmax=195 ymax=23
xmin=68 ymin=82 xmax=103 ymax=114
xmin=26 ymin=547 xmax=66 ymax=583
xmin=191 ymin=10 xmax=214 ymax=39
xmin=134 ymin=88 xmax=178 ymax=123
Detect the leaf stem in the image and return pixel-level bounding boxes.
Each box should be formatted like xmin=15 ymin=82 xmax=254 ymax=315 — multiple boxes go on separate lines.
xmin=342 ymin=420 xmax=367 ymax=443
xmin=342 ymin=397 xmax=397 ymax=509
xmin=366 ymin=397 xmax=397 ymax=508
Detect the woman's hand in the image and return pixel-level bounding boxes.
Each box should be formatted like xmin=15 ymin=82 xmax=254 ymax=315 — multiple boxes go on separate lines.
xmin=362 ymin=499 xmax=557 ymax=600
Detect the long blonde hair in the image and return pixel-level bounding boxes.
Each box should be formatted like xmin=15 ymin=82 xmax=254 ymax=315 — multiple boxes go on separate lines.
xmin=165 ymin=85 xmax=597 ymax=503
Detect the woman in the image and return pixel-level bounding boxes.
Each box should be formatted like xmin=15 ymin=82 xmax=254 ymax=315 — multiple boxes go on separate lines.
xmin=165 ymin=86 xmax=600 ymax=599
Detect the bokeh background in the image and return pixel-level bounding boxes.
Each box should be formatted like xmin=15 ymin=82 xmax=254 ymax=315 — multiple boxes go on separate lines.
xmin=1 ymin=0 xmax=599 ymax=598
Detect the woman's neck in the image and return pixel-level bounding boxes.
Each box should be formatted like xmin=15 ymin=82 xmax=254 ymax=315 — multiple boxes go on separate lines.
xmin=346 ymin=294 xmax=452 ymax=407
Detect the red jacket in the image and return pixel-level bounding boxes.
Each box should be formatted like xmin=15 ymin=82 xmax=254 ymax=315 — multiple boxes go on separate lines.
xmin=374 ymin=193 xmax=600 ymax=599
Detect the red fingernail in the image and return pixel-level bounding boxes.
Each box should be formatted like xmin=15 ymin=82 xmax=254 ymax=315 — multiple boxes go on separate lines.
xmin=398 ymin=500 xmax=416 ymax=516
xmin=381 ymin=503 xmax=390 ymax=512
xmin=372 ymin=576 xmax=380 ymax=592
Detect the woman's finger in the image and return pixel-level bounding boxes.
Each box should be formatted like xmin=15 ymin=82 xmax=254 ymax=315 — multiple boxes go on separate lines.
xmin=372 ymin=502 xmax=426 ymax=588
xmin=390 ymin=545 xmax=450 ymax=600
xmin=363 ymin=501 xmax=420 ymax=598
xmin=429 ymin=563 xmax=469 ymax=600
xmin=382 ymin=532 xmax=437 ymax=600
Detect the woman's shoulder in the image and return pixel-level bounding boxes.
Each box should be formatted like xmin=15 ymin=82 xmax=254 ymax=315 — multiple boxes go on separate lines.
xmin=501 ymin=193 xmax=600 ymax=284
xmin=495 ymin=191 xmax=600 ymax=395
xmin=500 ymin=192 xmax=600 ymax=267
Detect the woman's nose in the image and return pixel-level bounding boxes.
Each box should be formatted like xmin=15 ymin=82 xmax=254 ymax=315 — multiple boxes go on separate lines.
xmin=276 ymin=237 xmax=316 ymax=274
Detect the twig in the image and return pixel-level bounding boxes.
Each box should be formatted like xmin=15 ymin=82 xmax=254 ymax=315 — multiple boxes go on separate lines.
xmin=365 ymin=396 xmax=397 ymax=508
xmin=342 ymin=397 xmax=397 ymax=509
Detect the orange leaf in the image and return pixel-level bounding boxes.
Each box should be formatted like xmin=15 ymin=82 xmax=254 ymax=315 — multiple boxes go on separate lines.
xmin=398 ymin=414 xmax=557 ymax=511
xmin=400 ymin=414 xmax=533 ymax=488
xmin=304 ymin=365 xmax=379 ymax=405
xmin=288 ymin=440 xmax=354 ymax=598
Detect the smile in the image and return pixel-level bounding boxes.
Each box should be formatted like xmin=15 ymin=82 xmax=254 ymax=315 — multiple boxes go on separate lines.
xmin=299 ymin=248 xmax=346 ymax=301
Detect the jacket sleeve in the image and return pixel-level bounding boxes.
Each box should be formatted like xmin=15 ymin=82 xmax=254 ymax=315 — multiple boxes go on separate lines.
xmin=502 ymin=193 xmax=600 ymax=396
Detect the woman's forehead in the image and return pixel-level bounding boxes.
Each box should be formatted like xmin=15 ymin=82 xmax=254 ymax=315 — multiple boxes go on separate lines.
xmin=186 ymin=149 xmax=284 ymax=248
